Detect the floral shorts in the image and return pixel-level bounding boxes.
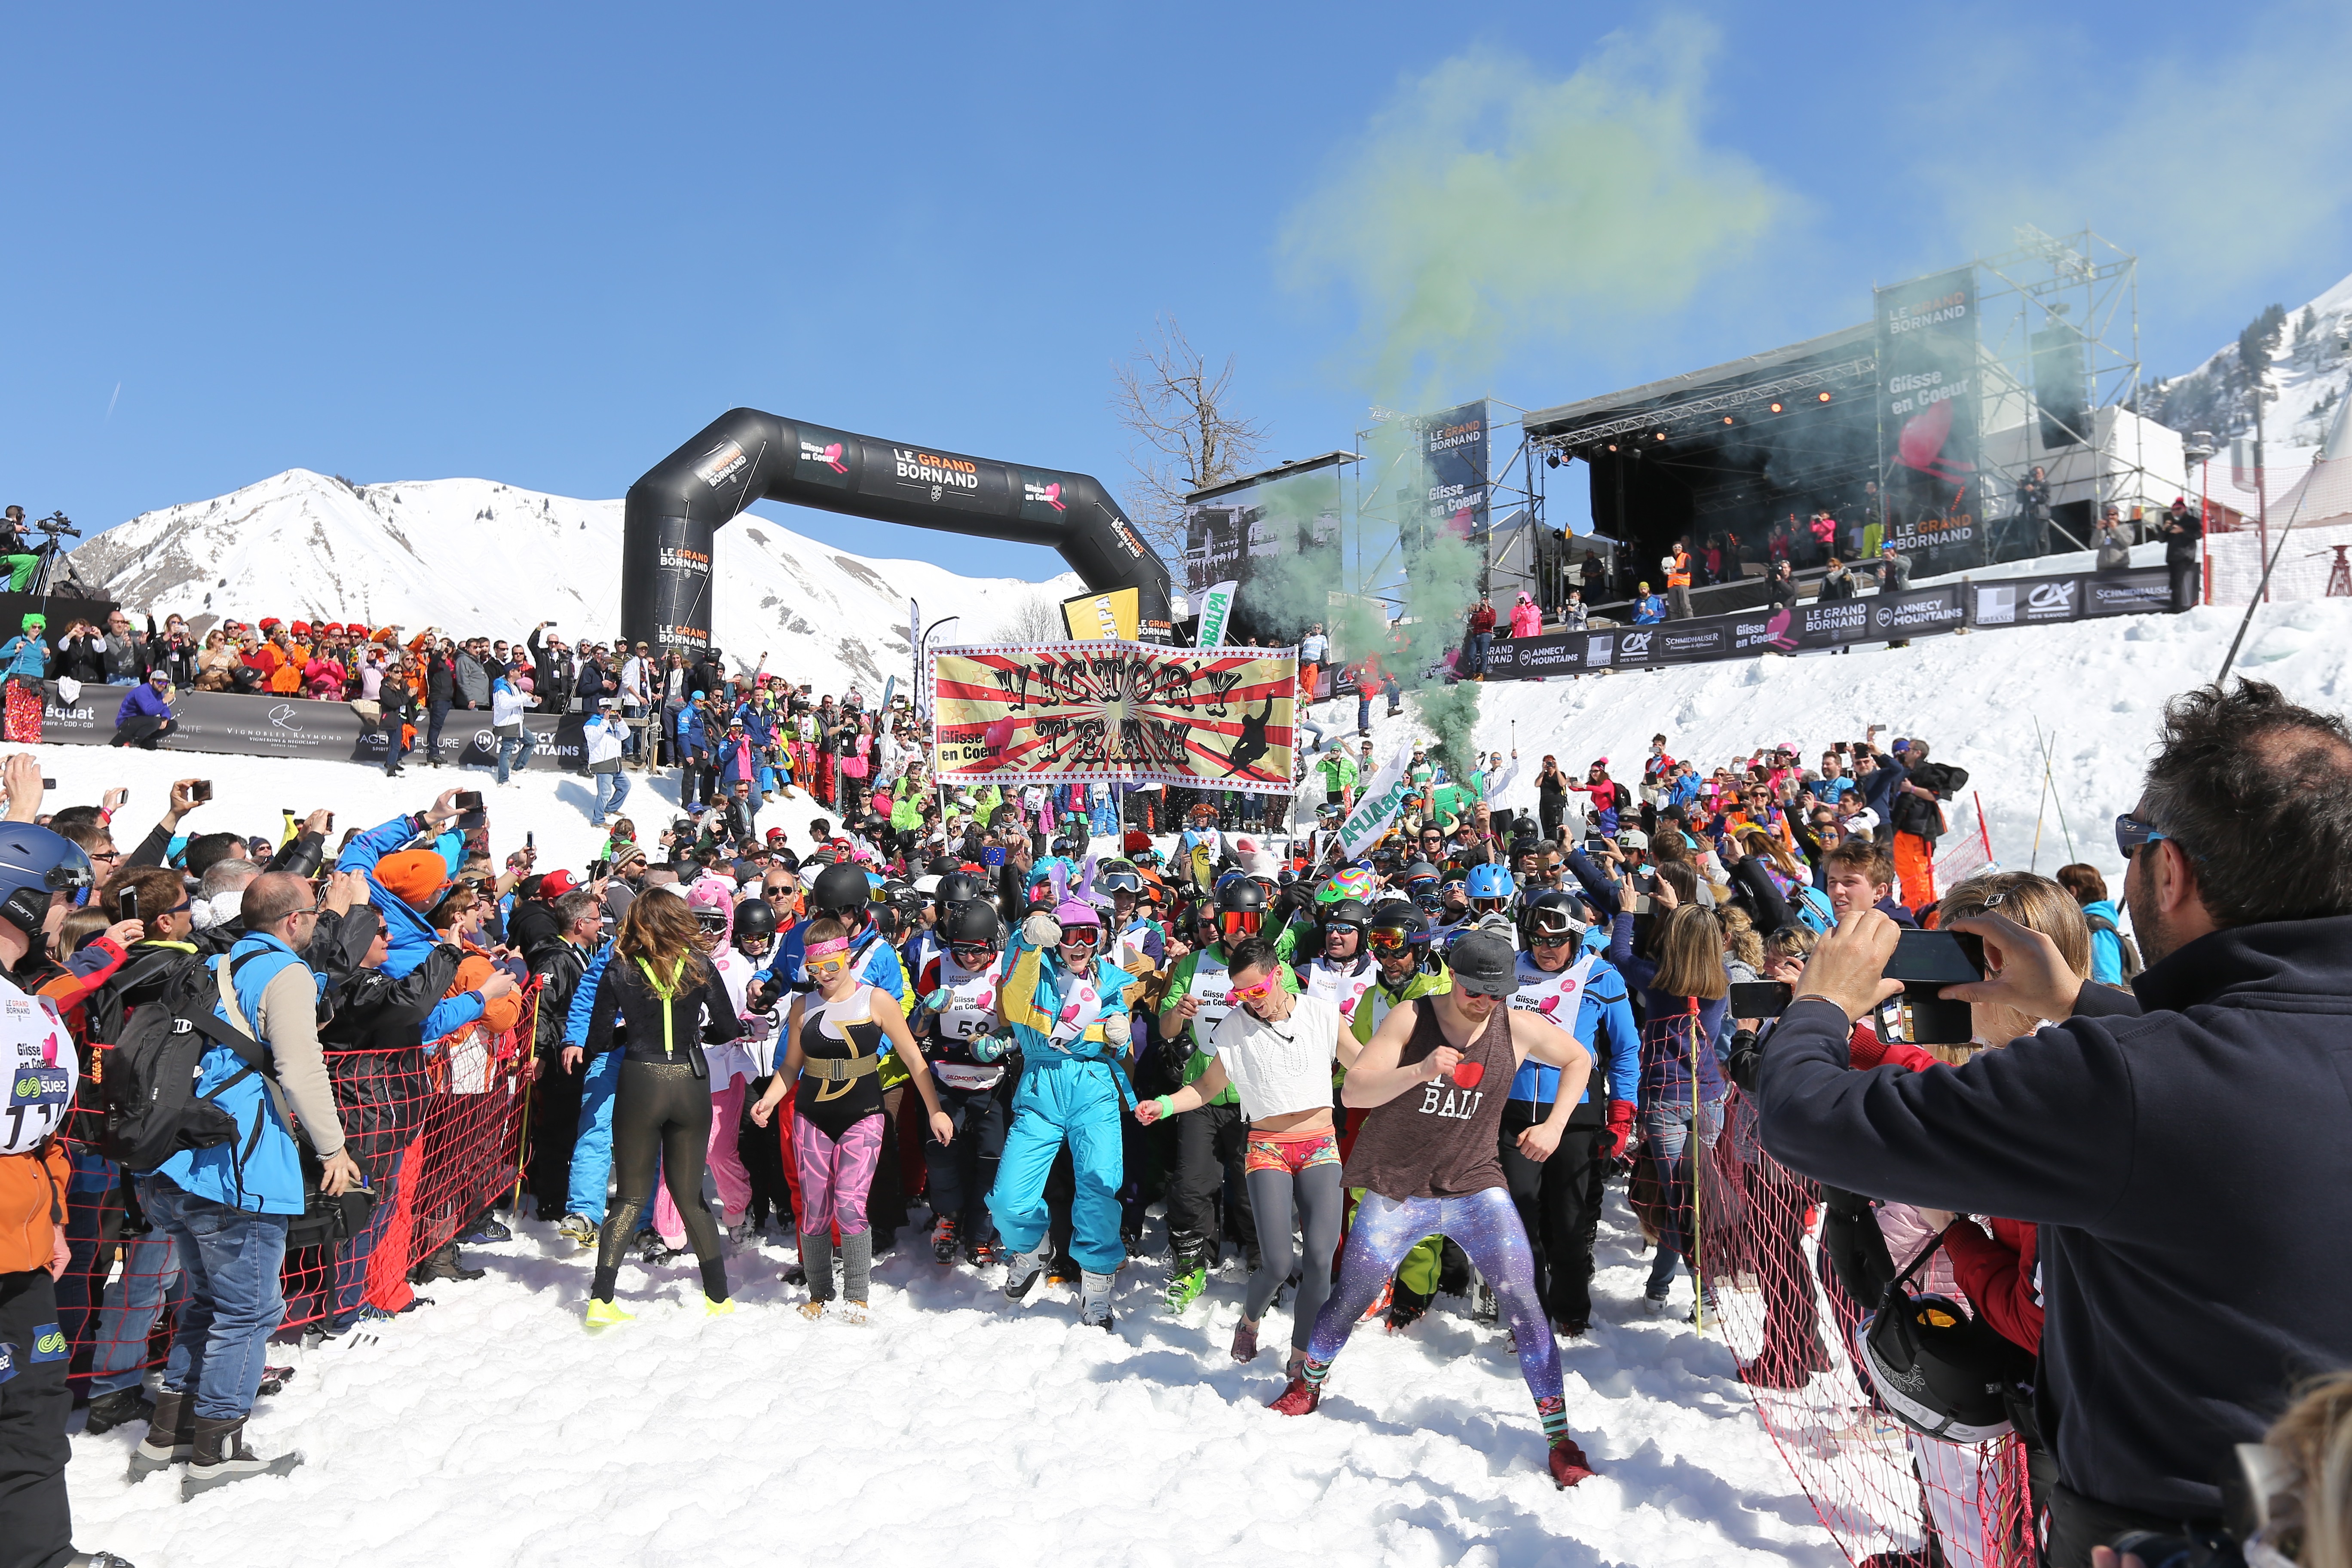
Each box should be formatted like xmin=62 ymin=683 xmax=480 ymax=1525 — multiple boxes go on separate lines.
xmin=1245 ymin=1125 xmax=1341 ymax=1176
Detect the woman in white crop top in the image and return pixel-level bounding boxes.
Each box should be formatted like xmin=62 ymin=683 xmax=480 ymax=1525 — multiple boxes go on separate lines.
xmin=1134 ymin=938 xmax=1360 ymax=1376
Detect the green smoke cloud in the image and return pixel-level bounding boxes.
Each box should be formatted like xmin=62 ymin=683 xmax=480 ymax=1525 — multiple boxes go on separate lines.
xmin=1280 ymin=18 xmax=1786 ymax=408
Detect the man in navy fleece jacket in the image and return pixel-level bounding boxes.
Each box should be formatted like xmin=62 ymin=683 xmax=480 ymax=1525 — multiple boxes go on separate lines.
xmin=1756 ymin=679 xmax=2352 ymax=1568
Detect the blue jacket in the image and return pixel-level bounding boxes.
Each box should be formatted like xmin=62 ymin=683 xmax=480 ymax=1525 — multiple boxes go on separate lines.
xmin=2082 ymin=898 xmax=2126 ymax=986
xmin=116 ymin=683 xmax=173 ymax=724
xmin=1633 ymin=594 xmax=1666 ymax=625
xmin=151 ymin=936 xmax=316 ymax=1214
xmin=0 ymin=634 xmax=47 ymax=681
xmin=335 ymin=812 xmax=466 ymax=979
xmin=1508 ymin=952 xmax=1641 ymax=1108
xmin=1757 ymin=914 xmax=2352 ymax=1522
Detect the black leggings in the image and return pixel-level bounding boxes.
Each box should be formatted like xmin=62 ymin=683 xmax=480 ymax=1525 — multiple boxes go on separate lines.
xmin=591 ymin=1060 xmax=728 ymax=1302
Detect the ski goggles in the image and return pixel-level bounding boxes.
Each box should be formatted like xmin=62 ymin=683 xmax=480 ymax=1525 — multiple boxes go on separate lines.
xmin=1525 ymin=909 xmax=1585 ymax=947
xmin=1219 ymin=909 xmax=1262 ymax=938
xmin=2113 ymin=812 xmax=2178 ymax=859
xmin=1411 ymin=892 xmax=1443 ymax=914
xmin=1057 ymin=924 xmax=1102 ymax=949
xmin=1228 ymin=973 xmax=1281 ymax=1004
xmin=693 ymin=911 xmax=729 ymax=935
xmin=1366 ymin=925 xmax=1421 ymax=953
xmin=1470 ymin=897 xmax=1510 ymax=915
xmin=1098 ymin=870 xmax=1143 ymax=894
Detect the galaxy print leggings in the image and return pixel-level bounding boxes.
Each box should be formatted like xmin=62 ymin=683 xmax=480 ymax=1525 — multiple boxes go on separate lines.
xmin=1301 ymin=1186 xmax=1564 ymax=1407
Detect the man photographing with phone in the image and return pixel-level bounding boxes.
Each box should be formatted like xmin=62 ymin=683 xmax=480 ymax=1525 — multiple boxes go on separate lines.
xmin=1756 ymin=680 xmax=2352 ymax=1567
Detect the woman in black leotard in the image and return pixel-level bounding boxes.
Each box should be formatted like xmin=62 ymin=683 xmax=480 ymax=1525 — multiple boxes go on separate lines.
xmin=582 ymin=889 xmax=746 ymax=1327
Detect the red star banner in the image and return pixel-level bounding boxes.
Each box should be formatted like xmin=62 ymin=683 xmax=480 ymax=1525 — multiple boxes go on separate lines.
xmin=930 ymin=640 xmax=1297 ymax=793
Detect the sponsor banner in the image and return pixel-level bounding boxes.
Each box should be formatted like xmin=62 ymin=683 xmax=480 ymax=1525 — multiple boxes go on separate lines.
xmin=930 ymin=640 xmax=1296 ymax=794
xmin=1971 ymin=575 xmax=2080 ymax=628
xmin=2082 ymin=566 xmax=2173 ymax=618
xmin=1417 ymin=400 xmax=1490 ymax=545
xmin=1862 ymin=584 xmax=1967 ymax=640
xmin=1335 ymin=744 xmax=1413 ymax=860
xmin=1875 ymin=266 xmax=1985 ymax=576
xmin=1192 ymin=580 xmax=1239 ymax=649
xmin=1179 ymin=459 xmax=1344 ymax=645
xmin=40 ymin=684 xmax=583 ymax=770
xmin=1058 ymin=586 xmax=1141 ymax=643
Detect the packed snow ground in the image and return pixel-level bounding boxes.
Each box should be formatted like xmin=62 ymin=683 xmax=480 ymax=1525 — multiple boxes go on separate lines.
xmin=33 ymin=595 xmax=2352 ymax=1567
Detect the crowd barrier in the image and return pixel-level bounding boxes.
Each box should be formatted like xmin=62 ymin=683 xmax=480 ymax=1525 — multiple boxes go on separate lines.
xmin=53 ymin=993 xmax=538 ymax=1382
xmin=32 ymin=682 xmax=591 ymax=770
xmin=1486 ymin=565 xmax=2174 ymax=678
xmin=1691 ymin=1088 xmax=2032 ymax=1568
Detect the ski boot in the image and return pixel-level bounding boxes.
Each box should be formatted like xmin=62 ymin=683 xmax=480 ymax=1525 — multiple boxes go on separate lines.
xmin=931 ymin=1216 xmax=960 ymax=1264
xmin=1078 ymin=1271 xmax=1117 ymax=1332
xmin=556 ymin=1213 xmax=598 ymax=1248
xmin=1385 ymin=1280 xmax=1433 ymax=1333
xmin=257 ymin=1365 xmax=297 ymax=1398
xmin=1162 ymin=1257 xmax=1208 ymax=1315
xmin=1001 ymin=1237 xmax=1052 ymax=1302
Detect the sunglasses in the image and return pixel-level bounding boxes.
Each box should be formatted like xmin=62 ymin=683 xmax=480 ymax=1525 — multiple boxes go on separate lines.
xmin=949 ymin=943 xmax=996 ymax=965
xmin=808 ymin=956 xmax=852 ymax=980
xmin=2113 ymin=812 xmax=2174 ymax=859
xmin=1229 ymin=974 xmax=1280 ymax=1004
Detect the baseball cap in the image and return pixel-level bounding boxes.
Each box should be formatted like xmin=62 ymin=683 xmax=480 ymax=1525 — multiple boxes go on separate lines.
xmin=1448 ymin=931 xmax=1515 ymax=997
xmin=541 ymin=870 xmax=579 ymax=897
xmin=1616 ymin=828 xmax=1649 ymax=850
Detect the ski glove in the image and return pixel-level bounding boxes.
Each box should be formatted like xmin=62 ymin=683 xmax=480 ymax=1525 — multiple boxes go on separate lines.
xmin=970 ymin=1028 xmax=1014 ymax=1064
xmin=1021 ymin=911 xmax=1062 ymax=949
xmin=1099 ymin=1010 xmax=1131 ymax=1050
xmin=1602 ymin=1099 xmax=1637 ymax=1166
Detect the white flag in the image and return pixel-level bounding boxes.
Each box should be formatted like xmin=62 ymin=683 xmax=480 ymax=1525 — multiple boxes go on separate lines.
xmin=1195 ymin=579 xmax=1240 ymax=648
xmin=1335 ymin=745 xmax=1413 ymax=861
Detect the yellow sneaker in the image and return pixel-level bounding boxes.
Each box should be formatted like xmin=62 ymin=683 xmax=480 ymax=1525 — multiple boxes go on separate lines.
xmin=585 ymin=1298 xmax=634 ymax=1330
xmin=796 ymin=1299 xmax=827 ymax=1321
xmin=704 ymin=1294 xmax=735 ymax=1318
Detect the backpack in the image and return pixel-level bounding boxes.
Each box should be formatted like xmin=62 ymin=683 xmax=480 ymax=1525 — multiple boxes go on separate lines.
xmin=2083 ymin=911 xmax=2144 ymax=982
xmin=97 ymin=952 xmax=276 ymax=1177
xmin=1790 ymin=883 xmax=1836 ymax=935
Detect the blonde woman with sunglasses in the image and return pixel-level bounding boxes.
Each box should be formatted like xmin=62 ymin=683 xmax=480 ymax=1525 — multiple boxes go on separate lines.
xmin=752 ymin=916 xmax=954 ymax=1323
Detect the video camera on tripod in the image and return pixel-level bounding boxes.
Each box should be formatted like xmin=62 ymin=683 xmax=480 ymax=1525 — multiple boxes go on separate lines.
xmin=32 ymin=511 xmax=80 ymax=540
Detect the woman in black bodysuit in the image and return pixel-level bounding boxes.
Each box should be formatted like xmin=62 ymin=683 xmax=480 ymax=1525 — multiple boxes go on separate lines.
xmin=582 ymin=889 xmax=745 ymax=1326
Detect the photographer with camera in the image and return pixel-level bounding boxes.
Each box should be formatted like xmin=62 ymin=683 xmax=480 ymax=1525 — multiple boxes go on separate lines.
xmin=1758 ymin=680 xmax=2352 ymax=1566
xmin=0 ymin=504 xmax=40 ymax=593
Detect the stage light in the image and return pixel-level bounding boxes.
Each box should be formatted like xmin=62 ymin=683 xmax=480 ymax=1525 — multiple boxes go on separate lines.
xmin=1545 ymin=452 xmax=1561 ymax=468
xmin=1721 ymin=416 xmax=1734 ymax=425
xmin=1607 ymin=443 xmax=1618 ymax=453
xmin=1653 ymin=432 xmax=1665 ymax=441
xmin=1768 ymin=401 xmax=1784 ymax=414
xmin=1818 ymin=391 xmax=1833 ymax=404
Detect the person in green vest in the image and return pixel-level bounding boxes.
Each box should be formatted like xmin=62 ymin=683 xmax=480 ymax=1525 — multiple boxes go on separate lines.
xmin=1152 ymin=877 xmax=1301 ymax=1311
xmin=1344 ymin=897 xmax=1454 ymax=1329
xmin=1316 ymin=747 xmax=1359 ymax=814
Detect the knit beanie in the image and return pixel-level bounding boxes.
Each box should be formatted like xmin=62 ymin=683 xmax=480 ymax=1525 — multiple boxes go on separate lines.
xmin=374 ymin=849 xmax=450 ymax=908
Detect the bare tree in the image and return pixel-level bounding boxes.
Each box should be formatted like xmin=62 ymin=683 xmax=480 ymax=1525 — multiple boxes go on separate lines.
xmin=992 ymin=589 xmax=1068 ymax=644
xmin=1110 ymin=314 xmax=1270 ymax=551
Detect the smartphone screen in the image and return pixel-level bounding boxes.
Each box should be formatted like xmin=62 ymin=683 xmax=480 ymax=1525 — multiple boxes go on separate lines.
xmin=191 ymin=781 xmax=214 ymax=802
xmin=1883 ymin=928 xmax=1986 ymax=985
xmin=455 ymin=790 xmax=484 ymax=812
xmin=1728 ymin=980 xmax=1792 ymax=1018
xmin=119 ymin=889 xmax=140 ymax=922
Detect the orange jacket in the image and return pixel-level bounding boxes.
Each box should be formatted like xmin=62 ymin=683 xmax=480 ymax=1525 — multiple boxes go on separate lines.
xmin=0 ymin=1140 xmax=69 ymax=1274
xmin=1667 ymin=551 xmax=1692 ymax=589
xmin=447 ymin=946 xmax=524 ymax=1038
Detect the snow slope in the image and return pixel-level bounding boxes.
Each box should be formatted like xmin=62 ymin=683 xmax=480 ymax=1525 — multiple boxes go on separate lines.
xmin=2144 ymin=269 xmax=2352 ymax=463
xmin=35 ymin=595 xmax=2352 ymax=1567
xmin=61 ymin=468 xmax=1078 ymax=698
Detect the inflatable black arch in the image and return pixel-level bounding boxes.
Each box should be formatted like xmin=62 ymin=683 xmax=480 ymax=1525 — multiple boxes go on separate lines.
xmin=622 ymin=408 xmax=1173 ymax=657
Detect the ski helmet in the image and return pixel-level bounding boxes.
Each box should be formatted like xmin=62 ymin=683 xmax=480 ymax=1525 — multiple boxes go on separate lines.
xmin=1212 ymin=874 xmax=1266 ymax=940
xmin=732 ymin=898 xmax=780 ymax=957
xmin=1518 ymin=891 xmax=1589 ymax=952
xmin=944 ymin=898 xmax=1005 ymax=954
xmin=1466 ymin=862 xmax=1516 ymax=913
xmin=685 ymin=880 xmax=733 ymax=939
xmin=1318 ymin=864 xmax=1376 ymax=905
xmin=1855 ymin=1244 xmax=2034 ymax=1446
xmin=1095 ymin=860 xmax=1144 ymax=896
xmin=0 ymin=825 xmax=92 ymax=940
xmin=1319 ymin=896 xmax=1369 ymax=956
xmin=935 ymin=871 xmax=986 ymax=911
xmin=1365 ymin=897 xmax=1432 ymax=961
xmin=809 ymin=861 xmax=873 ymax=920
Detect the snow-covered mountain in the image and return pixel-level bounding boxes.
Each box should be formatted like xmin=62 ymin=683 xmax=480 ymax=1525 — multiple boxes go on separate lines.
xmin=2142 ymin=269 xmax=2352 ymax=462
xmin=62 ymin=469 xmax=1078 ymax=695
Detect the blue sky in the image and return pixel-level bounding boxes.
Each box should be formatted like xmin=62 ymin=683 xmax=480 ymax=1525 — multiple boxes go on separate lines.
xmin=3 ymin=1 xmax=2346 ymax=582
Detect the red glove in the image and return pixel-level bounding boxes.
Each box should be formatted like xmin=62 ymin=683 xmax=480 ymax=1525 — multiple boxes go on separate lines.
xmin=1601 ymin=1099 xmax=1637 ymax=1164
xmin=1847 ymin=1023 xmax=1940 ymax=1075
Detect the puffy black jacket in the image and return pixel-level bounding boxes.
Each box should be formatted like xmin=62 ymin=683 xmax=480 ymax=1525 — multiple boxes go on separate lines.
xmin=530 ymin=940 xmax=590 ymax=1053
xmin=1890 ymin=757 xmax=1967 ymax=842
xmin=1757 ymin=914 xmax=2352 ymax=1521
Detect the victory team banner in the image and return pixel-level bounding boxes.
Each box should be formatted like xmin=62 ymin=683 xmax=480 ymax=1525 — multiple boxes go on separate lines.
xmin=930 ymin=640 xmax=1297 ymax=793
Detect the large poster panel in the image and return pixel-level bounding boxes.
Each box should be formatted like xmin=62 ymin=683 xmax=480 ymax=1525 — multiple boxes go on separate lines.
xmin=1416 ymin=400 xmax=1490 ymax=548
xmin=1875 ymin=267 xmax=1985 ymax=576
xmin=930 ymin=641 xmax=1296 ymax=794
xmin=1179 ymin=460 xmax=1344 ymax=646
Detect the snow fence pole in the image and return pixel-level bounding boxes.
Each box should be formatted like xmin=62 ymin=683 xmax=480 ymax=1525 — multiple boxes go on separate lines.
xmin=509 ymin=984 xmax=542 ymax=1210
xmin=1688 ymin=995 xmax=1703 ymax=1337
xmin=1975 ymin=791 xmax=1991 ymax=865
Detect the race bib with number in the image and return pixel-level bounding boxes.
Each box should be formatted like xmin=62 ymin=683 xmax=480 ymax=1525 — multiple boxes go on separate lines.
xmin=2 ymin=986 xmax=76 ymax=1156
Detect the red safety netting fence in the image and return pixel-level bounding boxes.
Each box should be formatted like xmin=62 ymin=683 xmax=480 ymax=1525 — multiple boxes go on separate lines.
xmin=1687 ymin=1088 xmax=2033 ymax=1568
xmin=52 ymin=992 xmax=537 ymax=1383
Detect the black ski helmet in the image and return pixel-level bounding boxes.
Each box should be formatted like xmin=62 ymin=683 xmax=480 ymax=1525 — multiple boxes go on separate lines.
xmin=1518 ymin=890 xmax=1589 ymax=952
xmin=809 ymin=862 xmax=873 ymax=921
xmin=1318 ymin=897 xmax=1369 ymax=953
xmin=1366 ymin=898 xmax=1433 ymax=968
xmin=1214 ymin=876 xmax=1267 ymax=917
xmin=1856 ymin=1241 xmax=2034 ymax=1446
xmin=732 ymin=898 xmax=780 ymax=954
xmin=944 ymin=898 xmax=1005 ymax=952
xmin=935 ymin=871 xmax=986 ymax=911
